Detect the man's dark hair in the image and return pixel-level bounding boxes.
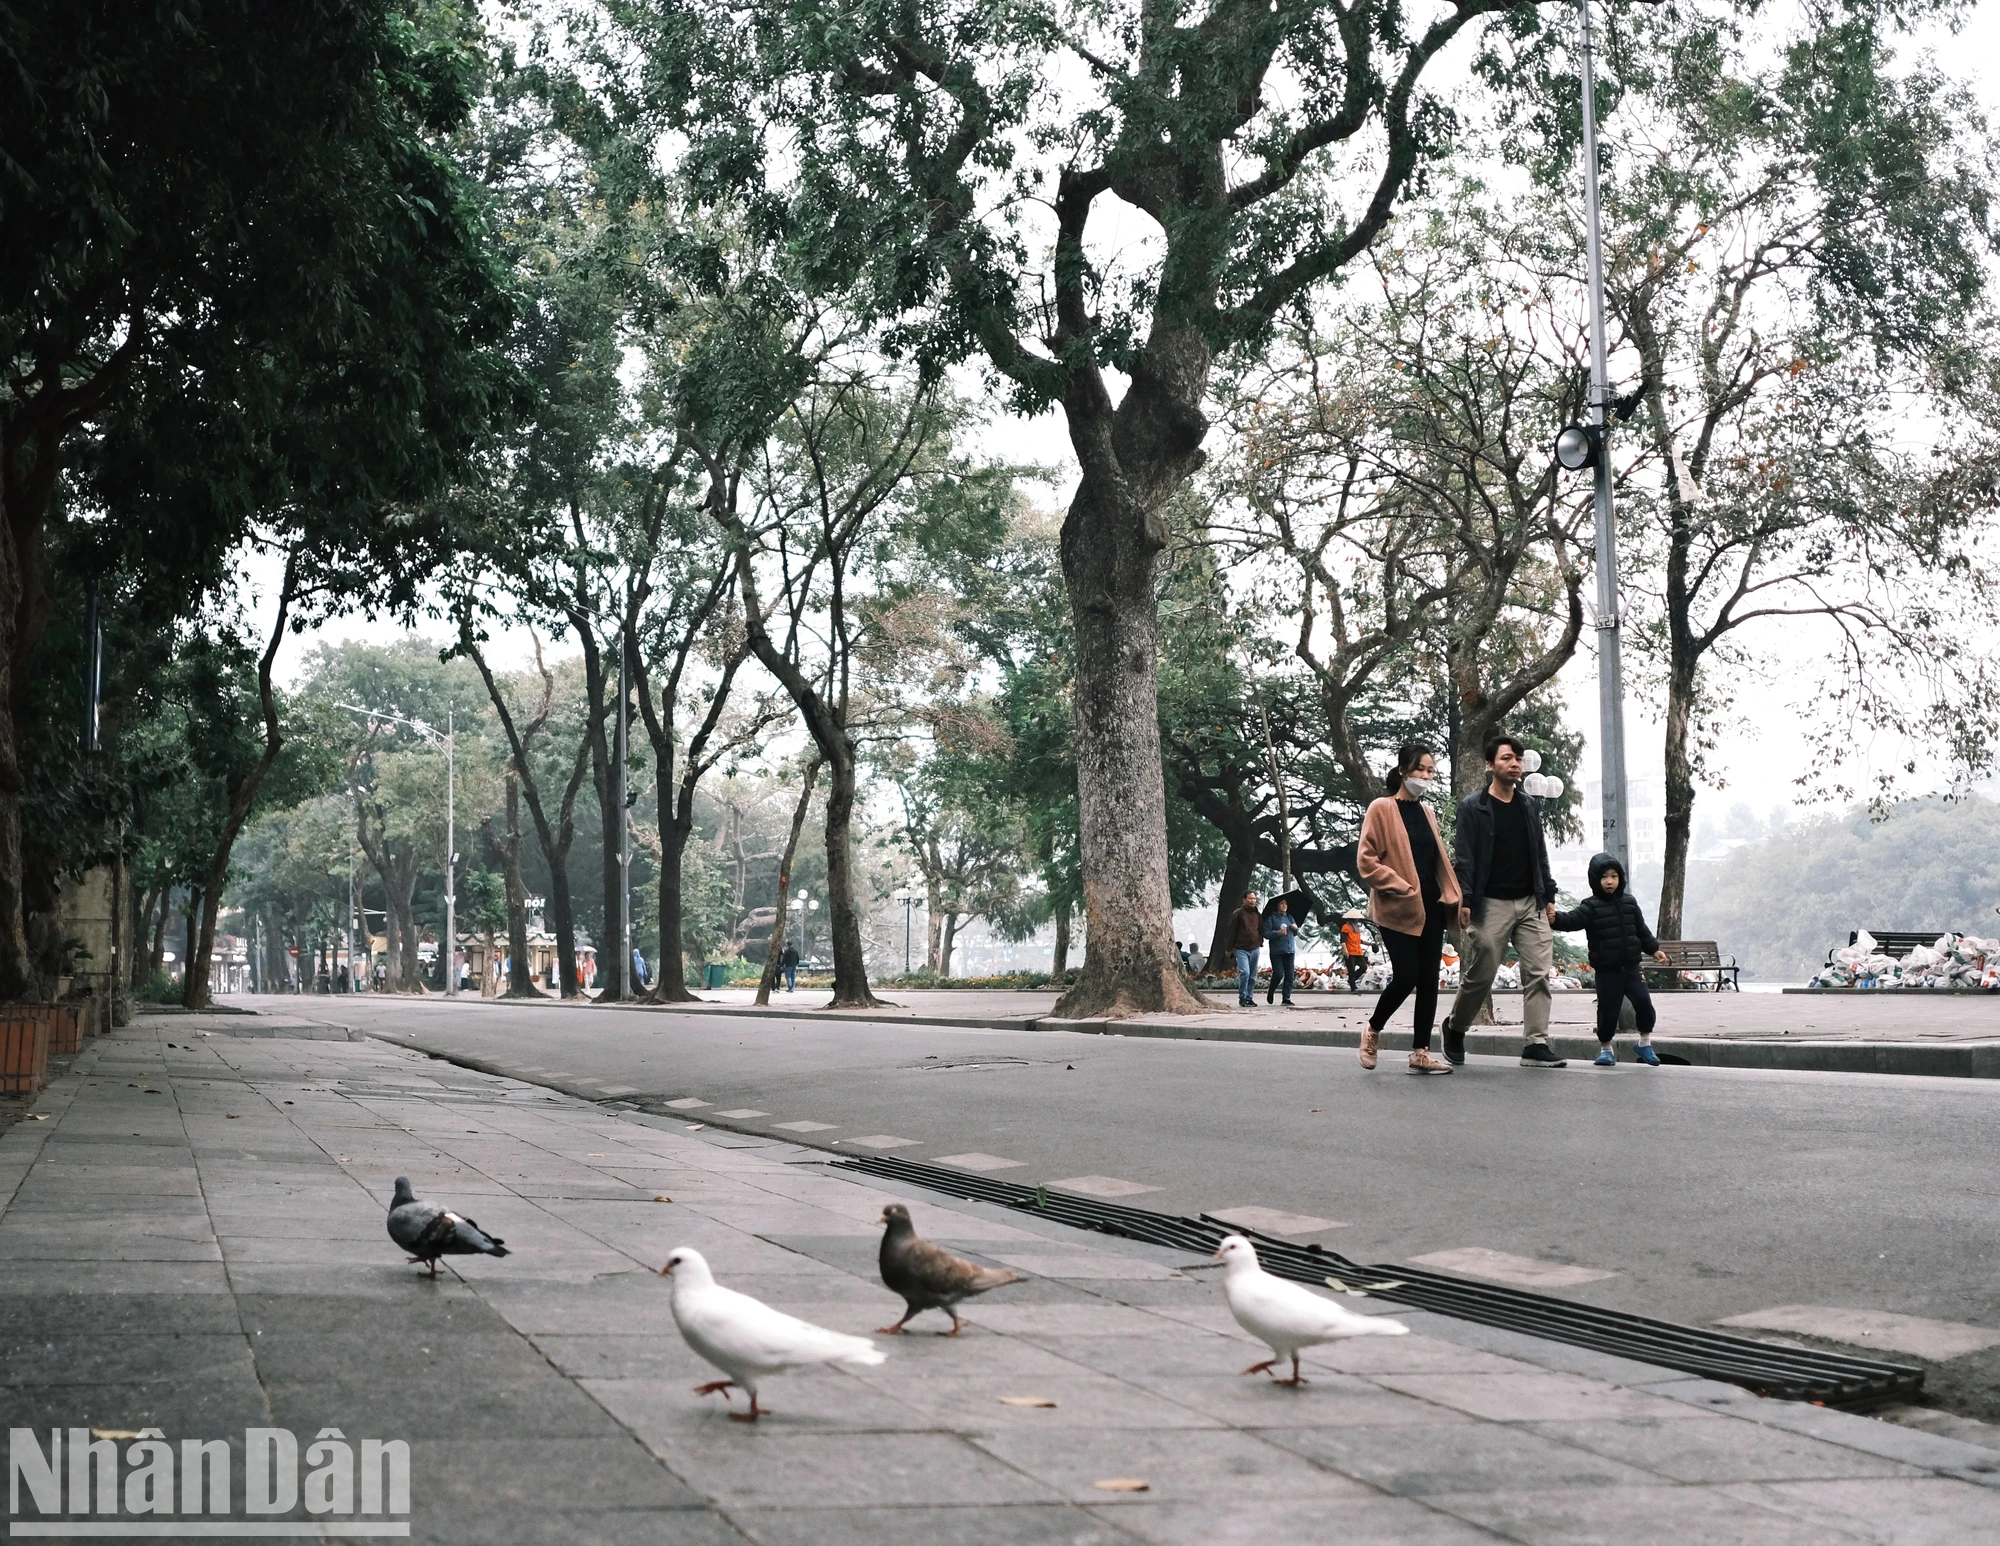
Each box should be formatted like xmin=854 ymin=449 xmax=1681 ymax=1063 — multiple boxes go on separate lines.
xmin=1483 ymin=732 xmax=1526 ymax=763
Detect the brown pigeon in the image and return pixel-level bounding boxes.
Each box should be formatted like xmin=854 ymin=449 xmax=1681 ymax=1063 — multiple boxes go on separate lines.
xmin=876 ymin=1202 xmax=1024 ymax=1335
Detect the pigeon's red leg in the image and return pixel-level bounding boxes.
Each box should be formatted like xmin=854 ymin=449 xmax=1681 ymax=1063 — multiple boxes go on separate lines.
xmin=1275 ymin=1354 xmax=1308 ymax=1387
xmin=945 ymin=1313 xmax=966 ymax=1337
xmin=874 ymin=1311 xmax=913 ymax=1335
xmin=729 ymin=1393 xmax=764 ymax=1422
xmin=692 ymin=1380 xmax=735 ymax=1398
xmin=1242 ymin=1359 xmax=1278 ymax=1377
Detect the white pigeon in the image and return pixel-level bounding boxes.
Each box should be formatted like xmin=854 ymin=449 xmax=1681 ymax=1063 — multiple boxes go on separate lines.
xmin=659 ymin=1246 xmax=886 ymax=1421
xmin=1214 ymin=1234 xmax=1409 ymax=1385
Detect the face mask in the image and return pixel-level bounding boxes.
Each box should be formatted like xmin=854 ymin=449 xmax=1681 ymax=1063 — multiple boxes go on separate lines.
xmin=1401 ymin=775 xmax=1433 ymax=797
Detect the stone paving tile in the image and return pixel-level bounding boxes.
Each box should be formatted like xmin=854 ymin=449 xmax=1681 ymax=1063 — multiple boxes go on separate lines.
xmin=1423 ymin=1482 xmax=1872 ymax=1545
xmin=1372 ymin=1370 xmax=1717 ymax=1423
xmin=1716 ymin=1476 xmax=2000 ymax=1544
xmin=733 ymin=1503 xmax=1133 ymax=1546
xmin=662 ymin=1430 xmax=1065 ymax=1508
xmin=1264 ymin=1418 xmax=1657 ymax=1495
xmin=1088 ymin=1495 xmax=1515 ymax=1545
xmin=1525 ymin=1414 xmax=1930 ymax=1484
xmin=971 ymin=1426 xmax=1373 ymax=1503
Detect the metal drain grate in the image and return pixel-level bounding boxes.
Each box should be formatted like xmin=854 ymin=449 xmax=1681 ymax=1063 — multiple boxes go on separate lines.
xmin=832 ymin=1153 xmax=1922 ymax=1409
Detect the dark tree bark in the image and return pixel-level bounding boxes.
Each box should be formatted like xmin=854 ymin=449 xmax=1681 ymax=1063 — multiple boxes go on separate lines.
xmin=494 ymin=780 xmax=540 ymax=995
xmin=754 ymin=755 xmax=823 ymax=1007
xmin=1051 ymin=907 xmax=1071 ymax=979
xmin=464 ymin=637 xmax=593 ymax=997
xmin=183 ymin=556 xmax=297 ymax=1009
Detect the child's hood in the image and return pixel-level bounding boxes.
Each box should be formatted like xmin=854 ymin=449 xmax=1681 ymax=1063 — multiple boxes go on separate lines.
xmin=1586 ymin=851 xmax=1628 ymax=896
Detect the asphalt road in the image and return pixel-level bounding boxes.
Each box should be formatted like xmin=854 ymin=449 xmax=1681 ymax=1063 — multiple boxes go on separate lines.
xmin=256 ymin=992 xmax=2000 ymax=1420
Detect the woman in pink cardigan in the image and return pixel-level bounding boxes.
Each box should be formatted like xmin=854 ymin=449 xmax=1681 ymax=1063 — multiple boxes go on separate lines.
xmin=1356 ymin=744 xmax=1463 ymax=1074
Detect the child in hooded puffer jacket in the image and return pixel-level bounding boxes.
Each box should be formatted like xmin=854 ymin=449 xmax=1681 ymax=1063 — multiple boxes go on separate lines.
xmin=1552 ymin=853 xmax=1670 ymax=1067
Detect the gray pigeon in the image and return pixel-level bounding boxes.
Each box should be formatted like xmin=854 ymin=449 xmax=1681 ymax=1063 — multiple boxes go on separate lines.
xmin=387 ymin=1176 xmax=509 ymax=1277
xmin=877 ymin=1202 xmax=1023 ymax=1335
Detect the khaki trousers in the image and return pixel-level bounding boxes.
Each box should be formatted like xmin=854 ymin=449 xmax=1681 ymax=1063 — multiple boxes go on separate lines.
xmin=1449 ymin=895 xmax=1554 ymax=1043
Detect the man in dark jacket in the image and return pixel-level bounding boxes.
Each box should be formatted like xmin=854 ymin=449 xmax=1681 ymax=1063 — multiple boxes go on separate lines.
xmin=1554 ymin=852 xmax=1670 ymax=1067
xmin=1442 ymin=734 xmax=1564 ymax=1067
xmin=1227 ymin=892 xmax=1263 ymax=1008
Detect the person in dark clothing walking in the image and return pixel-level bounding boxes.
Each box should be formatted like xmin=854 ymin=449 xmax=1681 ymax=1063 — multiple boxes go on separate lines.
xmin=1442 ymin=733 xmax=1564 ymax=1068
xmin=1553 ymin=853 xmax=1669 ymax=1067
xmin=780 ymin=941 xmax=800 ymax=993
xmin=1262 ymin=898 xmax=1300 ymax=1006
xmin=1227 ymin=892 xmax=1263 ymax=1007
xmin=1356 ymin=743 xmax=1461 ymax=1074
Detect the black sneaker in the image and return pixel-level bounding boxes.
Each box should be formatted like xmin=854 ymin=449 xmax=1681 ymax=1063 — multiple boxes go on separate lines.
xmin=1441 ymin=1017 xmax=1464 ymax=1066
xmin=1519 ymin=1042 xmax=1568 ymax=1068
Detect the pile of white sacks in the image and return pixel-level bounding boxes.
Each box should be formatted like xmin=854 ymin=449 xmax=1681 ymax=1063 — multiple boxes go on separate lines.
xmin=1811 ymin=930 xmax=2000 ymax=989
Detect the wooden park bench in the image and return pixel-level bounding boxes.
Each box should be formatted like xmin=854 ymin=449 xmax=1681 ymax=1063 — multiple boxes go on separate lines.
xmin=1652 ymin=940 xmax=1740 ymax=992
xmin=1826 ymin=930 xmax=1948 ymax=966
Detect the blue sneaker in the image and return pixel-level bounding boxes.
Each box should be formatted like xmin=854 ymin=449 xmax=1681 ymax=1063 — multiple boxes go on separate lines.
xmin=1593 ymin=1047 xmax=1617 ymax=1068
xmin=1634 ymin=1044 xmax=1661 ymax=1067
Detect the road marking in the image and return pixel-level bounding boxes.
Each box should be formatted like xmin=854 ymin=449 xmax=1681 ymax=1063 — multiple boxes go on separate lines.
xmin=936 ymin=1152 xmax=1027 ymax=1171
xmin=1412 ymin=1247 xmax=1618 ymax=1289
xmin=716 ymin=1109 xmax=770 ymax=1120
xmin=1208 ymin=1205 xmax=1345 ymax=1237
xmin=848 ymin=1134 xmax=921 ymax=1149
xmin=664 ymin=1097 xmax=710 ymax=1109
xmin=1051 ymin=1175 xmax=1162 ymax=1198
xmin=1716 ymin=1305 xmax=2000 ymax=1361
xmin=773 ymin=1120 xmax=837 ymax=1132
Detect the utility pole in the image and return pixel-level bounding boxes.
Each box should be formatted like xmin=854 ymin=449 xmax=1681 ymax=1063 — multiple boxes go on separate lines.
xmin=1578 ymin=0 xmax=1631 ymax=867
xmin=444 ymin=704 xmax=457 ymax=997
xmin=617 ymin=634 xmax=631 ymax=993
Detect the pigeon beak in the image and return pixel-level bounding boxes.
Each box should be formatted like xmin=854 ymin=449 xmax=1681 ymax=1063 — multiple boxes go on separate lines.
xmin=1211 ymin=1248 xmax=1226 ymax=1262
xmin=658 ymin=1261 xmax=674 ymax=1276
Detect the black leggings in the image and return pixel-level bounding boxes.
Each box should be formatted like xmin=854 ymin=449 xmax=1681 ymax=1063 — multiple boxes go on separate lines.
xmin=1594 ymin=962 xmax=1657 ymax=1042
xmin=1370 ymin=912 xmax=1446 ymax=1048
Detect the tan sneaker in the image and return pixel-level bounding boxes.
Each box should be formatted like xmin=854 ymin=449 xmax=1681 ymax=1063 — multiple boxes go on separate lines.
xmin=1358 ymin=1027 xmax=1380 ymax=1070
xmin=1407 ymin=1048 xmax=1454 ymax=1075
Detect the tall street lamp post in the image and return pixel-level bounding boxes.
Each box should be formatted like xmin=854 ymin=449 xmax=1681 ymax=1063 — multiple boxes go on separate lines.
xmin=1553 ymin=0 xmax=1632 ymax=867
xmin=893 ymin=886 xmax=917 ymax=974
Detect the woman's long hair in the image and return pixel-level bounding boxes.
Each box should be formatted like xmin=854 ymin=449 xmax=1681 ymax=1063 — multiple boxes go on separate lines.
xmin=1384 ymin=743 xmax=1434 ymax=797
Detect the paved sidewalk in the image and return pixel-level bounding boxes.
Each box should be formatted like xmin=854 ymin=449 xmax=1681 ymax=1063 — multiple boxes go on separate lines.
xmin=3 ymin=1020 xmax=1997 ymax=1544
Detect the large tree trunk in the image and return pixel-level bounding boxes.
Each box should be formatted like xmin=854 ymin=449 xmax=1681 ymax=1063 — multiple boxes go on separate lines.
xmin=183 ymin=890 xmax=203 ymax=993
xmin=1051 ymin=906 xmax=1071 ymax=978
xmin=497 ymin=782 xmax=541 ymax=996
xmin=754 ymin=756 xmax=822 ymax=1007
xmin=924 ymin=873 xmax=944 ymax=973
xmin=574 ymin=623 xmax=630 ymax=1004
xmin=820 ymin=751 xmax=878 ymax=1006
xmin=1657 ymin=656 xmax=1699 ymax=939
xmin=1050 ymin=462 xmax=1205 ymax=1019
xmin=654 ymin=809 xmax=698 ymax=1002
xmin=184 ymin=565 xmax=293 ymax=1010
xmin=940 ymin=912 xmax=961 ymax=978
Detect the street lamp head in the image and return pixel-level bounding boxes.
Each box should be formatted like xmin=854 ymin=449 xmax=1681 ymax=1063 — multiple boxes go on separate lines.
xmin=1554 ymin=423 xmax=1602 ymax=472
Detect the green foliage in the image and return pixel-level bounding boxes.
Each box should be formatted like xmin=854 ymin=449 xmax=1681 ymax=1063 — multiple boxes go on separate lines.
xmin=1686 ymin=795 xmax=2000 ymax=980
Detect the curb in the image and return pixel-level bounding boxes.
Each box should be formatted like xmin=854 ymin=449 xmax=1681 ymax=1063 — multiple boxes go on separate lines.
xmin=1027 ymin=1018 xmax=2000 ymax=1078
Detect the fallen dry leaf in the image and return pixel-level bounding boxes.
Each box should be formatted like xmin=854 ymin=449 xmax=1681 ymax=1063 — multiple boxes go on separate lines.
xmin=90 ymin=1429 xmax=143 ymax=1441
xmin=26 ymin=1113 xmax=48 ymax=1121
xmin=653 ymin=1195 xmax=673 ymax=1203
xmin=686 ymin=1124 xmax=704 ymax=1131
xmin=997 ymin=1396 xmax=1057 ymax=1408
xmin=1094 ymin=1478 xmax=1150 ymax=1492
